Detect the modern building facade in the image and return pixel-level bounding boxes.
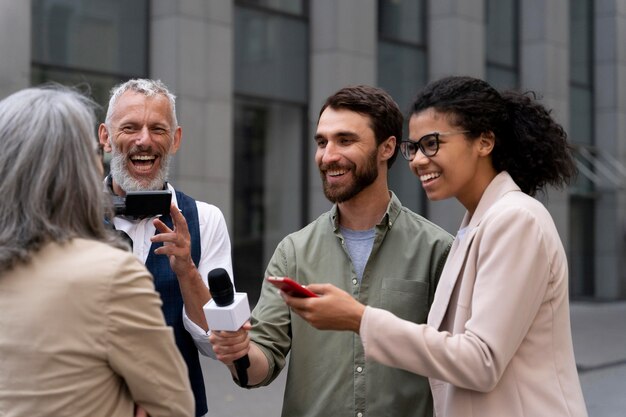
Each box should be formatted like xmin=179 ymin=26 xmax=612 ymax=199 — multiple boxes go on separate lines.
xmin=1 ymin=0 xmax=625 ymax=303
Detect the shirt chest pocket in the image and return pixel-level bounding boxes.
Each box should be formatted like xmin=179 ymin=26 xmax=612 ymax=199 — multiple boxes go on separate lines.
xmin=380 ymin=278 xmax=429 ymax=324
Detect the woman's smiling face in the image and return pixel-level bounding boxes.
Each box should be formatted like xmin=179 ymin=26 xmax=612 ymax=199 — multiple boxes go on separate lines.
xmin=408 ymin=108 xmax=491 ymax=212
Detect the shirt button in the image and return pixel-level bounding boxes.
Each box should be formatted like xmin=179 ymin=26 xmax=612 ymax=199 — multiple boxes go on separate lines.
xmin=357 ymin=413 xmax=363 ymax=417
xmin=356 ymin=366 xmax=363 ymax=373
xmin=352 ymin=278 xmax=358 ymax=285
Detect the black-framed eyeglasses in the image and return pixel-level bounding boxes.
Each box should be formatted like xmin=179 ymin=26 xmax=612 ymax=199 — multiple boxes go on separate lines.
xmin=399 ymin=131 xmax=470 ymax=160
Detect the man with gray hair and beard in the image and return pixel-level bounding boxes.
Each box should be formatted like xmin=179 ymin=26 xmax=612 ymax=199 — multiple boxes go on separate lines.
xmin=98 ymin=78 xmax=233 ymax=417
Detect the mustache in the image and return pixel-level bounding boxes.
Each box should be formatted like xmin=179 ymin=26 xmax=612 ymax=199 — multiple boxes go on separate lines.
xmin=126 ymin=145 xmax=160 ymax=157
xmin=319 ymin=162 xmax=354 ymax=172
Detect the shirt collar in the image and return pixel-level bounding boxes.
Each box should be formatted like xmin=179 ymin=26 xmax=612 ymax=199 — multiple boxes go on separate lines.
xmin=330 ymin=191 xmax=401 ymax=232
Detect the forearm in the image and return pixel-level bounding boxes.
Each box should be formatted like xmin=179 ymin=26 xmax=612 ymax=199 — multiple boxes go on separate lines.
xmin=177 ymin=267 xmax=210 ymax=331
xmin=227 ymin=342 xmax=270 ymax=387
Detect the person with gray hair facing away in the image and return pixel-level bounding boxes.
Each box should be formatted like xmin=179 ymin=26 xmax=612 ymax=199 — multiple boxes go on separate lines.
xmin=0 ymin=86 xmax=194 ymax=416
xmin=98 ymin=78 xmax=233 ymax=416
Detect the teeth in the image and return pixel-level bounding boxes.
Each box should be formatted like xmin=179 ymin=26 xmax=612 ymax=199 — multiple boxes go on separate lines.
xmin=327 ymin=170 xmax=346 ymax=176
xmin=131 ymin=155 xmax=156 ymax=161
xmin=420 ymin=172 xmax=440 ymax=182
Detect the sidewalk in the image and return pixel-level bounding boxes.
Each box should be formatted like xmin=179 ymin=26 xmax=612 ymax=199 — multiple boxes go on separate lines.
xmin=202 ymin=301 xmax=626 ymax=417
xmin=570 ymin=301 xmax=626 ymax=417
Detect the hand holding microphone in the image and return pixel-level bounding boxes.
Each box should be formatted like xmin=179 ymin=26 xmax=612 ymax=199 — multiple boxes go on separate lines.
xmin=204 ymin=268 xmax=251 ymax=386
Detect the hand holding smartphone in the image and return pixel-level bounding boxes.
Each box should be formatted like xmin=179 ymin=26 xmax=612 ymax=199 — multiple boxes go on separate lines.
xmin=266 ymin=277 xmax=318 ymax=298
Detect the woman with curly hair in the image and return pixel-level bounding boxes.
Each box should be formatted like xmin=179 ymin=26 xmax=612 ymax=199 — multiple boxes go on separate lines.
xmin=282 ymin=76 xmax=588 ymax=416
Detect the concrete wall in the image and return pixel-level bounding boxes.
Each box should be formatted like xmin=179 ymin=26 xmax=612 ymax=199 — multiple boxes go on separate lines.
xmin=594 ymin=0 xmax=626 ymax=298
xmin=0 ymin=0 xmax=31 ymax=98
xmin=151 ymin=0 xmax=234 ymax=225
xmin=308 ymin=0 xmax=378 ymax=220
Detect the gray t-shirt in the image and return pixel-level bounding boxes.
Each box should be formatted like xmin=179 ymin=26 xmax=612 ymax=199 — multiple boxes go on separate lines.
xmin=340 ymin=226 xmax=376 ymax=283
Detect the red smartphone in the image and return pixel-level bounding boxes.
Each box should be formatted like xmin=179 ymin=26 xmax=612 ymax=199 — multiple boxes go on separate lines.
xmin=266 ymin=277 xmax=318 ymax=298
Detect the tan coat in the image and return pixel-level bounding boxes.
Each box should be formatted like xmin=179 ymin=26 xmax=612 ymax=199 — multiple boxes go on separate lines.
xmin=0 ymin=238 xmax=194 ymax=417
xmin=361 ymin=172 xmax=587 ymax=417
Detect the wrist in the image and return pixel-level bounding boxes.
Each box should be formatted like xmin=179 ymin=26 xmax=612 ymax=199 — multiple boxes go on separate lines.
xmin=175 ymin=261 xmax=199 ymax=280
xmin=353 ymin=303 xmax=366 ymax=334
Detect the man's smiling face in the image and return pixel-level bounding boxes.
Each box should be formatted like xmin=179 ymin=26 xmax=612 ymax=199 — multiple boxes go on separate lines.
xmin=101 ymin=91 xmax=181 ymax=193
xmin=314 ymin=107 xmax=380 ymax=203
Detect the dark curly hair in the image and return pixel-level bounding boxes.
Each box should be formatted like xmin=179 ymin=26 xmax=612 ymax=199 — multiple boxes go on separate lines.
xmin=410 ymin=76 xmax=576 ymax=196
xmin=320 ymin=85 xmax=403 ymax=168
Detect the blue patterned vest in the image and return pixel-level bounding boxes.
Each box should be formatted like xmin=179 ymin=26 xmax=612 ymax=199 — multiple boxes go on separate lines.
xmin=145 ymin=190 xmax=207 ymax=416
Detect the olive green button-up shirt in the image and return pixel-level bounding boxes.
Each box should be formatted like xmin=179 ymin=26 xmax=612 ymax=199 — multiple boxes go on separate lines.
xmin=250 ymin=192 xmax=453 ymax=417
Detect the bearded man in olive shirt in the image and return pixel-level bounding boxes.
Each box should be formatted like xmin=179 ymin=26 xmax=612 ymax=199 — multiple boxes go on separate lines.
xmin=210 ymin=85 xmax=452 ymax=417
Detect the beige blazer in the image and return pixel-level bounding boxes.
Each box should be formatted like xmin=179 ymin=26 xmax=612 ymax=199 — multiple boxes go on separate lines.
xmin=0 ymin=238 xmax=194 ymax=417
xmin=361 ymin=172 xmax=587 ymax=417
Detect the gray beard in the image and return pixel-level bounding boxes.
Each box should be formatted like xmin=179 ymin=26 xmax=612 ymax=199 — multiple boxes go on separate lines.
xmin=109 ymin=148 xmax=171 ymax=192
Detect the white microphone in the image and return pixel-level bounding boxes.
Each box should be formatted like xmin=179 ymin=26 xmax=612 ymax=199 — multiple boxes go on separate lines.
xmin=204 ymin=268 xmax=251 ymax=386
xmin=203 ymin=268 xmax=250 ymax=331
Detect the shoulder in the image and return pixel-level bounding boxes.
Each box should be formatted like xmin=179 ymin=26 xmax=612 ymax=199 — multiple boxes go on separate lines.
xmin=396 ymin=206 xmax=454 ymax=242
xmin=273 ymin=211 xmax=333 ymax=252
xmin=71 ymin=238 xmax=148 ymax=276
xmin=487 ymin=191 xmax=553 ymax=226
xmin=40 ymin=240 xmax=153 ymax=306
xmin=388 ymin=192 xmax=452 ymax=242
xmin=479 ymin=191 xmax=561 ymax=248
xmin=195 ymin=200 xmax=227 ymax=223
xmin=68 ymin=238 xmax=134 ymax=262
xmin=170 ymin=185 xmax=227 ymax=226
xmin=289 ymin=210 xmax=333 ymax=239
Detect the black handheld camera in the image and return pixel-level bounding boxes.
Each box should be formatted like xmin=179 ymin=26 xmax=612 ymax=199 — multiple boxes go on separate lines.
xmin=112 ymin=190 xmax=172 ymax=217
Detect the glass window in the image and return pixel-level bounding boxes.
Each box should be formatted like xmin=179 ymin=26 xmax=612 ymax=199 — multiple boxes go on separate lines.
xmin=379 ymin=0 xmax=425 ymax=44
xmin=233 ymin=100 xmax=306 ymax=305
xmin=378 ymin=42 xmax=427 ymax=114
xmin=377 ymin=0 xmax=427 ymax=214
xmin=485 ymin=0 xmax=519 ymax=89
xmin=233 ymin=3 xmax=308 ymax=305
xmin=569 ymin=197 xmax=595 ymax=297
xmin=570 ymin=0 xmax=593 ymax=86
xmin=569 ymin=0 xmax=593 ymax=145
xmin=238 ymin=0 xmax=306 ymax=15
xmin=568 ymin=0 xmax=595 ymax=299
xmin=31 ymin=0 xmax=150 ymax=169
xmin=569 ymin=146 xmax=594 ymax=195
xmin=486 ymin=66 xmax=518 ymax=91
xmin=569 ymin=87 xmax=593 ymax=146
xmin=30 ymin=66 xmax=124 ymax=113
xmin=32 ymin=0 xmax=148 ymax=77
xmin=235 ymin=6 xmax=308 ymax=104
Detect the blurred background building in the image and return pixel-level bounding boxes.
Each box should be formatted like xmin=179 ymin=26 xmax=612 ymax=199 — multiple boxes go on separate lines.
xmin=1 ymin=0 xmax=625 ymax=304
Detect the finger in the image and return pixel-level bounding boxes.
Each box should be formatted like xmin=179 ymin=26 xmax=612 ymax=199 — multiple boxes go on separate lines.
xmin=134 ymin=405 xmax=148 ymax=417
xmin=282 ymin=292 xmax=311 ymax=310
xmin=212 ymin=337 xmax=250 ymax=362
xmin=153 ymin=217 xmax=172 ymax=234
xmin=215 ymin=348 xmax=249 ymax=364
xmin=152 ymin=219 xmax=174 ymax=234
xmin=169 ymin=204 xmax=190 ymax=236
xmin=151 ymin=231 xmax=178 ymax=245
xmin=212 ymin=329 xmax=247 ymax=340
xmin=306 ymin=283 xmax=331 ymax=294
xmin=153 ymin=244 xmax=185 ymax=257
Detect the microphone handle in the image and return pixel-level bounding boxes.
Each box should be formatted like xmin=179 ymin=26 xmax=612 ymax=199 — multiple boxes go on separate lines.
xmin=234 ymin=354 xmax=250 ymax=387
